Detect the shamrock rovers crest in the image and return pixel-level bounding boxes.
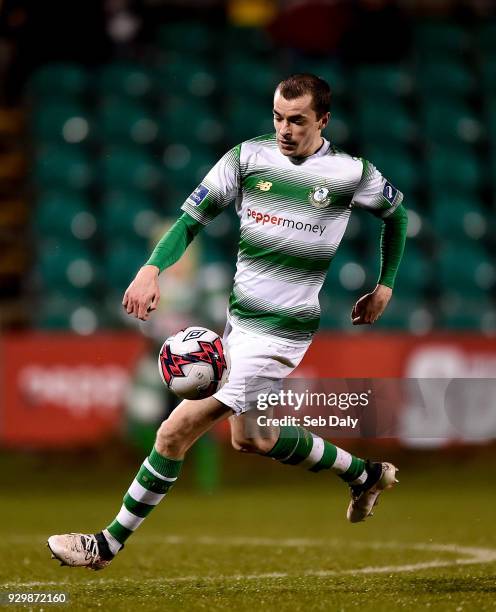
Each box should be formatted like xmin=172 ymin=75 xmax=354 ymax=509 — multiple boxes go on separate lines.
xmin=309 ymin=186 xmax=332 ymax=208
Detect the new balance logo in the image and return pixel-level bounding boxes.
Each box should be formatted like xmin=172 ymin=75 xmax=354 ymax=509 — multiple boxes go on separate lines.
xmin=256 ymin=181 xmax=272 ymax=192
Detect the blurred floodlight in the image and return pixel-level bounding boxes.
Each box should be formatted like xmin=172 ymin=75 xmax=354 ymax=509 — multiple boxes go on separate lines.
xmin=131 ymin=118 xmax=158 ymax=144
xmin=463 ymin=211 xmax=486 ymax=239
xmin=71 ymin=211 xmax=97 ymax=240
xmin=163 ymin=144 xmax=191 ymax=169
xmin=70 ymin=307 xmax=97 ymax=335
xmin=409 ymin=308 xmax=434 ymax=335
xmin=189 ymin=72 xmax=216 ymax=97
xmin=339 ymin=262 xmax=366 ymax=290
xmin=127 ymin=386 xmax=164 ymax=422
xmin=133 ymin=210 xmax=159 ymax=238
xmin=67 ymin=259 xmax=94 ymax=287
xmin=63 ymin=117 xmax=89 ymax=143
xmin=475 ymin=262 xmax=495 ymax=289
xmin=481 ymin=310 xmax=496 ymax=335
xmin=197 ymin=118 xmax=224 ymax=144
xmin=206 ymin=293 xmax=230 ymax=325
xmin=125 ymin=72 xmax=151 ymax=97
xmin=458 ymin=117 xmax=482 ymax=143
xmin=406 ymin=209 xmax=422 ymax=238
xmin=200 ymin=263 xmax=232 ymax=292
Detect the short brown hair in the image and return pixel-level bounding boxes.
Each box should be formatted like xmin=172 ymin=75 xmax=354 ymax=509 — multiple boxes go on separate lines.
xmin=276 ymin=73 xmax=331 ymax=119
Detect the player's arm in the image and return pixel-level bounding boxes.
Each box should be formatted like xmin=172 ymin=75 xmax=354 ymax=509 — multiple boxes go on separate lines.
xmin=123 ymin=144 xmax=242 ymax=321
xmin=122 ymin=213 xmax=202 ymax=321
xmin=350 ymin=158 xmax=408 ymax=325
xmin=351 ymin=204 xmax=408 ymax=325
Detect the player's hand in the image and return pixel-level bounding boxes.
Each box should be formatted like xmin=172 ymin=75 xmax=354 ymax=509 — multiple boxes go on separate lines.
xmin=351 ymin=284 xmax=392 ymax=325
xmin=122 ymin=265 xmax=161 ymax=321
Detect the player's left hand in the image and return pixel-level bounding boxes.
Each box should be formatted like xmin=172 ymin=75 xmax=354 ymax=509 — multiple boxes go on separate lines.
xmin=351 ymin=284 xmax=392 ymax=325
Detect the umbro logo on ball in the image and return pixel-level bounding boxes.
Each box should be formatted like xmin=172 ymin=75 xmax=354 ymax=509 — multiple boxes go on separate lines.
xmin=183 ymin=329 xmax=207 ymax=342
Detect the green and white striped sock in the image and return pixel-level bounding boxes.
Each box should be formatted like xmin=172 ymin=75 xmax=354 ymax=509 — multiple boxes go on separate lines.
xmin=103 ymin=447 xmax=182 ymax=555
xmin=266 ymin=426 xmax=367 ymax=485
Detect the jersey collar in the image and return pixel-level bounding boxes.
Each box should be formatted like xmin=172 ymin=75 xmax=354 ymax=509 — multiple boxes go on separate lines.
xmin=288 ymin=137 xmax=331 ymax=164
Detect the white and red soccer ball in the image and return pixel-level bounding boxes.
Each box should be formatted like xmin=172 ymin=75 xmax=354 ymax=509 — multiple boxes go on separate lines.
xmin=158 ymin=326 xmax=230 ymax=400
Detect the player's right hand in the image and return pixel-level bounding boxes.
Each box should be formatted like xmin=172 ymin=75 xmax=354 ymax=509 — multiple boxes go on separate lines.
xmin=351 ymin=284 xmax=392 ymax=325
xmin=122 ymin=265 xmax=161 ymax=321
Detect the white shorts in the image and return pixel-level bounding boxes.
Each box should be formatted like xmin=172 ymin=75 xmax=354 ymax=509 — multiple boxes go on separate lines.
xmin=213 ymin=321 xmax=310 ymax=415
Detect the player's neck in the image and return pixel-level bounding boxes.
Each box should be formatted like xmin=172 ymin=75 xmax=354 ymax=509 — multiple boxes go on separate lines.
xmin=292 ymin=136 xmax=325 ymax=161
xmin=309 ymin=136 xmax=325 ymax=156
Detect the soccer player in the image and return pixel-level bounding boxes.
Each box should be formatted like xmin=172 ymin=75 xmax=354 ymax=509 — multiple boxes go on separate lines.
xmin=48 ymin=74 xmax=407 ymax=570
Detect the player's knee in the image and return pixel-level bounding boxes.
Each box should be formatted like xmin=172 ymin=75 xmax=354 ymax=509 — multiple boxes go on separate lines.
xmin=231 ymin=435 xmax=258 ymax=453
xmin=155 ymin=420 xmax=188 ymax=457
xmin=231 ymin=434 xmax=276 ymax=455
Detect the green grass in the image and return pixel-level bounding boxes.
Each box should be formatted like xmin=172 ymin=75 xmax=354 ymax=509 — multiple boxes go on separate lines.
xmin=1 ymin=452 xmax=496 ymax=611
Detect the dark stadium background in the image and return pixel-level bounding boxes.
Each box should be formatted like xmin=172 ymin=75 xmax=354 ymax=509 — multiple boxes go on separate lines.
xmin=0 ymin=2 xmax=495 ymax=610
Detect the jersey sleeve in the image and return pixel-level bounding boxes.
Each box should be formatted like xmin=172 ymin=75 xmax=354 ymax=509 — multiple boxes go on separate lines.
xmin=180 ymin=144 xmax=241 ymax=225
xmin=351 ymin=158 xmax=403 ymax=219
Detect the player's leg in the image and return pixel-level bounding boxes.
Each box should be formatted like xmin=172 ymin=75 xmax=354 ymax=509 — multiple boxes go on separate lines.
xmin=225 ymin=327 xmax=371 ymax=488
xmin=47 ymin=396 xmax=232 ymax=570
xmin=229 ymin=408 xmax=279 ymax=454
xmin=230 ymin=407 xmax=398 ymax=523
xmin=231 ymin=409 xmax=367 ymax=482
xmin=222 ymin=322 xmax=397 ymax=523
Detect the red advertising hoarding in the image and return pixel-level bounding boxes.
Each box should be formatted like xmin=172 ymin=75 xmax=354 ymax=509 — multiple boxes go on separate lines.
xmin=1 ymin=332 xmax=495 ymax=448
xmin=300 ymin=333 xmax=496 ymax=378
xmin=299 ymin=333 xmax=496 ymax=445
xmin=0 ymin=333 xmax=147 ymax=448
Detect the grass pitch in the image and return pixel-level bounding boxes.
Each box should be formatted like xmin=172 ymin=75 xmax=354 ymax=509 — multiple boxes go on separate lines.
xmin=1 ymin=450 xmax=495 ymax=611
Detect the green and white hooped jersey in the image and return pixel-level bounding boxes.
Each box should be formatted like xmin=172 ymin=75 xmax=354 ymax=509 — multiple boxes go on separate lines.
xmin=181 ymin=133 xmax=403 ymax=344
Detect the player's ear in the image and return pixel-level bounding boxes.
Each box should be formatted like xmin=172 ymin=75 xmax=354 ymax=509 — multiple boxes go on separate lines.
xmin=319 ymin=112 xmax=330 ymax=130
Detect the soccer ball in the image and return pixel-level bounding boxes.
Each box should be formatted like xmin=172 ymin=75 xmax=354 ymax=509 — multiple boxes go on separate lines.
xmin=157 ymin=326 xmax=230 ymax=400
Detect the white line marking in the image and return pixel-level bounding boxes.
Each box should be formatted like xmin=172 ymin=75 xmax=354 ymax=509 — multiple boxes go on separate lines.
xmin=0 ymin=581 xmax=70 ymax=588
xmin=2 ymin=537 xmax=496 ymax=588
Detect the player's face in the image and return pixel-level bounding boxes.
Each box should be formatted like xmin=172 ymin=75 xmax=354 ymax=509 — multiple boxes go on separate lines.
xmin=273 ymin=91 xmax=329 ymax=158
